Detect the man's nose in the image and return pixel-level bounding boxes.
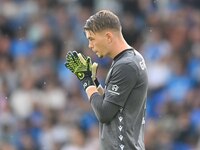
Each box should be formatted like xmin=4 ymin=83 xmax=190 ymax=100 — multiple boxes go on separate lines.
xmin=88 ymin=42 xmax=93 ymax=49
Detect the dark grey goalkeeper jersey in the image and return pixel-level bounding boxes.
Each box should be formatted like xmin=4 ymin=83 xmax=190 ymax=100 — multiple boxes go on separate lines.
xmin=90 ymin=49 xmax=148 ymax=150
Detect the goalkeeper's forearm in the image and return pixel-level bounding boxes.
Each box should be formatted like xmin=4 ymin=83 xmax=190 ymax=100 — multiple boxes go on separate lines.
xmin=85 ymin=86 xmax=119 ymax=123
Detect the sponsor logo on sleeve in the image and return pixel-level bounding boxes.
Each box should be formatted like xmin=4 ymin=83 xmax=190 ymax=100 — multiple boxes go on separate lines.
xmin=139 ymin=59 xmax=146 ymax=70
xmin=108 ymin=84 xmax=120 ymax=95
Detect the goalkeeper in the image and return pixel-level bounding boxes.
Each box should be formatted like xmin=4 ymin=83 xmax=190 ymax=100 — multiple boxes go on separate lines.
xmin=65 ymin=10 xmax=148 ymax=150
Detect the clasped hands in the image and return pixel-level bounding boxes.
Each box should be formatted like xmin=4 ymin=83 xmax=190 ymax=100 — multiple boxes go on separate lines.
xmin=65 ymin=51 xmax=98 ymax=90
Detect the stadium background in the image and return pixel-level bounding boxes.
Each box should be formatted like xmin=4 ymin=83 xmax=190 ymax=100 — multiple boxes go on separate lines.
xmin=0 ymin=0 xmax=200 ymax=149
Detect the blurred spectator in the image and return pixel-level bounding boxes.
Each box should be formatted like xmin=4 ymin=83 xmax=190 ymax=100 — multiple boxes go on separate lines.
xmin=0 ymin=0 xmax=200 ymax=149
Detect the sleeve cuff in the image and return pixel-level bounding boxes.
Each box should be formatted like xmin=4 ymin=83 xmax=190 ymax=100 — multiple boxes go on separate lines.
xmin=89 ymin=92 xmax=99 ymax=103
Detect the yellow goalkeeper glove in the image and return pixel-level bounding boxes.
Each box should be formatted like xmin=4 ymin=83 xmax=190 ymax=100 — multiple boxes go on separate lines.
xmin=65 ymin=51 xmax=95 ymax=90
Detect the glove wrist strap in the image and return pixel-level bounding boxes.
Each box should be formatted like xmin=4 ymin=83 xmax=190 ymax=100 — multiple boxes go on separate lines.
xmin=94 ymin=78 xmax=100 ymax=87
xmin=81 ymin=77 xmax=95 ymax=90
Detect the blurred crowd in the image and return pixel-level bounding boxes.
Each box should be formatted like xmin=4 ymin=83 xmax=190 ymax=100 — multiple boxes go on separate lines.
xmin=0 ymin=0 xmax=200 ymax=150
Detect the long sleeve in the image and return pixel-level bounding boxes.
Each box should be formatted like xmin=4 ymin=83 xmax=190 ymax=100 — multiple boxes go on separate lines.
xmin=90 ymin=93 xmax=120 ymax=123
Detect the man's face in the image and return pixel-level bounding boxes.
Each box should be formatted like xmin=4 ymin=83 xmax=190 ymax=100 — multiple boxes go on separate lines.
xmin=84 ymin=30 xmax=108 ymax=58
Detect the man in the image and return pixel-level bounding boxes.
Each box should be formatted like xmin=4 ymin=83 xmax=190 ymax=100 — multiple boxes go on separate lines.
xmin=65 ymin=10 xmax=148 ymax=150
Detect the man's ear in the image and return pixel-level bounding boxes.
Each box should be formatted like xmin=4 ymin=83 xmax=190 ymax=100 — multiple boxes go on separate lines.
xmin=105 ymin=32 xmax=112 ymax=44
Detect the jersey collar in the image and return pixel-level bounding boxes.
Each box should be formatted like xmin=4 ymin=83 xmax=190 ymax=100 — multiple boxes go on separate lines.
xmin=113 ymin=48 xmax=134 ymax=61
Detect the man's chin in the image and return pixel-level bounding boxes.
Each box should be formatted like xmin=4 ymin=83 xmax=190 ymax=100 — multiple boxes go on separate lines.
xmin=96 ymin=53 xmax=103 ymax=58
xmin=97 ymin=54 xmax=103 ymax=58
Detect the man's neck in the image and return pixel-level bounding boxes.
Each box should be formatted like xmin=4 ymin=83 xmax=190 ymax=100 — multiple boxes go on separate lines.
xmin=111 ymin=41 xmax=131 ymax=59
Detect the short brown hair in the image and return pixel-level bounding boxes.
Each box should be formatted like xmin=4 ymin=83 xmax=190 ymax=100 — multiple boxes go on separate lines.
xmin=84 ymin=10 xmax=121 ymax=32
